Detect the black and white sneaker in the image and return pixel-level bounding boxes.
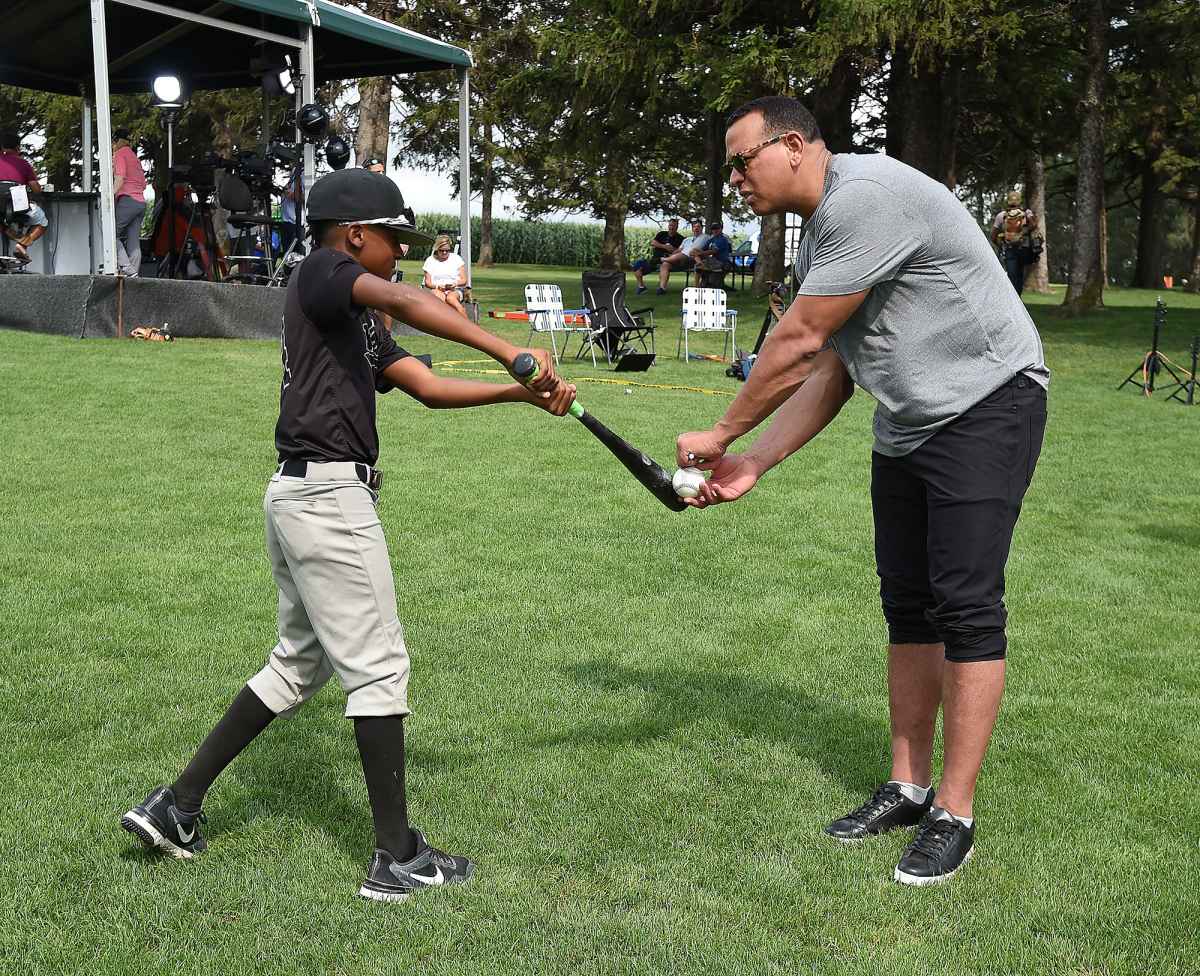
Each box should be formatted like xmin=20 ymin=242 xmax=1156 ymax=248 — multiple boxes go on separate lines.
xmin=359 ymin=828 xmax=474 ymax=903
xmin=824 ymin=783 xmax=933 ymax=843
xmin=120 ymin=785 xmax=208 ymax=859
xmin=894 ymin=808 xmax=975 ymax=886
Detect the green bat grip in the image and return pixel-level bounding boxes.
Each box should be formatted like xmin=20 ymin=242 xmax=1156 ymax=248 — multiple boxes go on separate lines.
xmin=512 ymin=352 xmax=584 ymax=418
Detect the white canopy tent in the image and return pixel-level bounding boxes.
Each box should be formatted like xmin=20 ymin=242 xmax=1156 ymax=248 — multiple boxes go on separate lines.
xmin=3 ymin=0 xmax=475 ymax=278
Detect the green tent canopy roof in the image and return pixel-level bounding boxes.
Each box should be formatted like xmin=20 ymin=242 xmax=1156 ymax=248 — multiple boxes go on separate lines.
xmin=1 ymin=0 xmax=471 ymax=96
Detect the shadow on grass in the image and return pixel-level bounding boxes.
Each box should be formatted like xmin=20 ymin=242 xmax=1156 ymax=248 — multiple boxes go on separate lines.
xmin=156 ymin=659 xmax=886 ymax=863
xmin=1030 ymin=302 xmax=1200 ymax=352
xmin=1138 ymin=521 xmax=1200 ymax=549
xmin=209 ymin=703 xmax=480 ymax=863
xmin=545 ymin=660 xmax=887 ymax=795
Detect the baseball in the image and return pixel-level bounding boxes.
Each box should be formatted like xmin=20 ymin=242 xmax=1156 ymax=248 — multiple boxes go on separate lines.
xmin=672 ymin=466 xmax=705 ymax=499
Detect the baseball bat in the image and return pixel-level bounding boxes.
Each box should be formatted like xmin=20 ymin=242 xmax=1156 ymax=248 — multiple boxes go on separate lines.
xmin=512 ymin=353 xmax=687 ymax=513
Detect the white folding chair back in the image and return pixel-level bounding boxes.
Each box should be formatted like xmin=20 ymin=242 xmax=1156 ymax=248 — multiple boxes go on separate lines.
xmin=525 ymin=283 xmax=590 ymax=364
xmin=678 ymin=287 xmax=737 ymax=361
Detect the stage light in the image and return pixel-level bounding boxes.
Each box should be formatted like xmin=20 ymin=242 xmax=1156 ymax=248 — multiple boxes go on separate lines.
xmin=279 ymin=56 xmax=296 ymax=95
xmin=258 ymin=55 xmax=296 ymax=98
xmin=152 ymin=75 xmax=183 ymax=107
xmin=296 ymin=103 xmax=329 ymax=141
xmin=324 ymin=135 xmax=350 ymax=170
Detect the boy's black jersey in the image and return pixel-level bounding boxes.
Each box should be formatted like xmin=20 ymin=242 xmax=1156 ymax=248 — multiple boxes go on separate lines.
xmin=275 ymin=248 xmax=410 ymax=465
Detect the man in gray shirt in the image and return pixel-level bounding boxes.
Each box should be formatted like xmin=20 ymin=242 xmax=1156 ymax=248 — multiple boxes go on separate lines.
xmin=676 ymin=96 xmax=1048 ymax=886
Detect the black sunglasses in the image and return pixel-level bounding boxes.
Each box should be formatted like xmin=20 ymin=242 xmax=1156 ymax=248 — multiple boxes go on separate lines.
xmin=725 ymin=133 xmax=789 ymax=177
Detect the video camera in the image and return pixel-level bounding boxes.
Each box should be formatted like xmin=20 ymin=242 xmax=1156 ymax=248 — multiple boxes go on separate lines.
xmin=205 ymin=148 xmax=277 ymax=197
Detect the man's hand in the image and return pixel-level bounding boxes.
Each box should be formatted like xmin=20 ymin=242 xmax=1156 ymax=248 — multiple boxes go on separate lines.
xmin=506 ymin=347 xmax=560 ymax=394
xmin=681 ymin=453 xmax=764 ymax=509
xmin=676 ymin=428 xmax=733 ymax=468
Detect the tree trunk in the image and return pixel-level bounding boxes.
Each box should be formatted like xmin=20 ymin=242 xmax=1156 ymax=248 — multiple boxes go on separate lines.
xmin=1187 ymin=200 xmax=1200 ymax=294
xmin=600 ymin=205 xmax=627 ymax=271
xmin=943 ymin=60 xmax=964 ymax=189
xmin=1023 ymin=148 xmax=1050 ymax=293
xmin=885 ymin=46 xmax=908 ymax=161
xmin=1100 ymin=204 xmax=1108 ymax=286
xmin=887 ymin=46 xmax=958 ymax=187
xmin=478 ymin=123 xmax=495 ymax=267
xmin=809 ymin=57 xmax=859 ymax=153
xmin=1133 ymin=120 xmax=1167 ymax=288
xmin=704 ymin=109 xmax=723 ymax=227
xmin=355 ymin=75 xmax=392 ymax=166
xmin=1063 ymin=0 xmax=1108 ymax=314
xmin=752 ymin=211 xmax=786 ymax=296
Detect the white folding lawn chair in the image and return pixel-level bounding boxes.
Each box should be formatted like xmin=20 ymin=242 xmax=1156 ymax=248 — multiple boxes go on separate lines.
xmin=524 ymin=284 xmax=593 ymax=365
xmin=678 ymin=287 xmax=738 ymax=362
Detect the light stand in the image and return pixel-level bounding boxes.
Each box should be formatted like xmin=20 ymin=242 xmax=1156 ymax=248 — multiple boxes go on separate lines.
xmin=1165 ymin=335 xmax=1198 ymax=406
xmin=1118 ymin=299 xmax=1187 ymax=396
xmin=152 ymin=75 xmax=185 ymax=277
xmin=160 ymin=107 xmax=182 ymax=276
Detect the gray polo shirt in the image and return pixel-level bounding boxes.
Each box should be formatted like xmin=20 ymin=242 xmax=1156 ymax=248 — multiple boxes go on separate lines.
xmin=794 ymin=153 xmax=1049 ymax=457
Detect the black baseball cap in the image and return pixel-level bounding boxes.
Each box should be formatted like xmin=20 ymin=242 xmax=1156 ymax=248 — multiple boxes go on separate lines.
xmin=306 ymin=168 xmax=430 ymax=246
xmin=364 ymin=156 xmax=385 ymax=168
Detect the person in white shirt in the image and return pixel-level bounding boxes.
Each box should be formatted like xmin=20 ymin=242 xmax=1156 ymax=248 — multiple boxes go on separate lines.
xmin=656 ymin=218 xmax=709 ymax=294
xmin=422 ymin=234 xmax=468 ymax=317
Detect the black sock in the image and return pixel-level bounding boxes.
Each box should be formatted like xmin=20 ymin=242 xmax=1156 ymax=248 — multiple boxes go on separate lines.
xmin=172 ymin=685 xmax=276 ymax=813
xmin=354 ymin=716 xmax=416 ymax=862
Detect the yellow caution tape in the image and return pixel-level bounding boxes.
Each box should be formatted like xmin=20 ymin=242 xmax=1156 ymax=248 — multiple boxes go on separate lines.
xmin=433 ymin=363 xmax=736 ymax=398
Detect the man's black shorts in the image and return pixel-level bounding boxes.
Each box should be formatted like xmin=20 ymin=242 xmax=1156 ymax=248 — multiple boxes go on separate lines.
xmin=871 ymin=374 xmax=1047 ymax=662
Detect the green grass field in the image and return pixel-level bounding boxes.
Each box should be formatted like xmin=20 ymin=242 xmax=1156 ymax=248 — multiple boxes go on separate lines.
xmin=1 ymin=272 xmax=1197 ymax=975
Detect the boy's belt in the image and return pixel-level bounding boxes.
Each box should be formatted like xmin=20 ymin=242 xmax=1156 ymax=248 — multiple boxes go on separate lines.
xmin=279 ymin=459 xmax=383 ymax=491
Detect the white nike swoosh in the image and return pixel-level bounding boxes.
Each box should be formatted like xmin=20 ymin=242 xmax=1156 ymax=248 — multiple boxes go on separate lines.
xmin=409 ymin=865 xmax=444 ymax=885
xmin=177 ymin=824 xmax=196 ymax=843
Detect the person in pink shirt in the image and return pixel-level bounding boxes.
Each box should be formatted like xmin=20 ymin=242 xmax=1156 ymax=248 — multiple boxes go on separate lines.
xmin=0 ymin=129 xmax=48 ymax=264
xmin=112 ymin=129 xmax=148 ymax=276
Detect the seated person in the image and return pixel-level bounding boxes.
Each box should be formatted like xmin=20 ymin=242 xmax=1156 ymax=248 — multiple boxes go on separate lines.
xmin=422 ymin=234 xmax=469 ymax=318
xmin=655 ymin=218 xmax=708 ymax=294
xmin=632 ymin=218 xmax=684 ymax=294
xmin=4 ymin=200 xmax=49 ymax=265
xmin=692 ymin=221 xmax=734 ymax=287
xmin=0 ymin=129 xmax=47 ymax=264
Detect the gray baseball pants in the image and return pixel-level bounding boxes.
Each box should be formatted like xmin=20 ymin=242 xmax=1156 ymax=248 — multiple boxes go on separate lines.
xmin=248 ymin=463 xmax=410 ymax=718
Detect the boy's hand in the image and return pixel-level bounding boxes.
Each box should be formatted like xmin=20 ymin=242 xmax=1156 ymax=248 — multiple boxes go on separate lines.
xmin=525 ymin=380 xmax=577 ymax=416
xmin=507 ymin=348 xmax=559 ymax=393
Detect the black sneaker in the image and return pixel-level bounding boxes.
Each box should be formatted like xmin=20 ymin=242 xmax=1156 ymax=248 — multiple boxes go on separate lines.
xmin=358 ymin=828 xmax=475 ymax=903
xmin=894 ymin=808 xmax=975 ymax=886
xmin=824 ymin=783 xmax=933 ymax=843
xmin=120 ymin=785 xmax=208 ymax=859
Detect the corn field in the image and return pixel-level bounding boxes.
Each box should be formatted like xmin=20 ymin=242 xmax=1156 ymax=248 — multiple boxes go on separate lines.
xmin=410 ymin=213 xmax=660 ymax=268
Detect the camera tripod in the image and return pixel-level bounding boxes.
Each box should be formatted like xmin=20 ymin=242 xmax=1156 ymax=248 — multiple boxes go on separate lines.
xmin=726 ymin=280 xmax=789 ymax=381
xmin=267 ymin=158 xmax=307 ymax=287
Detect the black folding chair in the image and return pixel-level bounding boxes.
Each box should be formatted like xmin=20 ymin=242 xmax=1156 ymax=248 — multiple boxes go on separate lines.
xmin=731 ymin=239 xmax=756 ymax=291
xmin=217 ymin=172 xmax=287 ymax=284
xmin=580 ymin=270 xmax=656 ymax=364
